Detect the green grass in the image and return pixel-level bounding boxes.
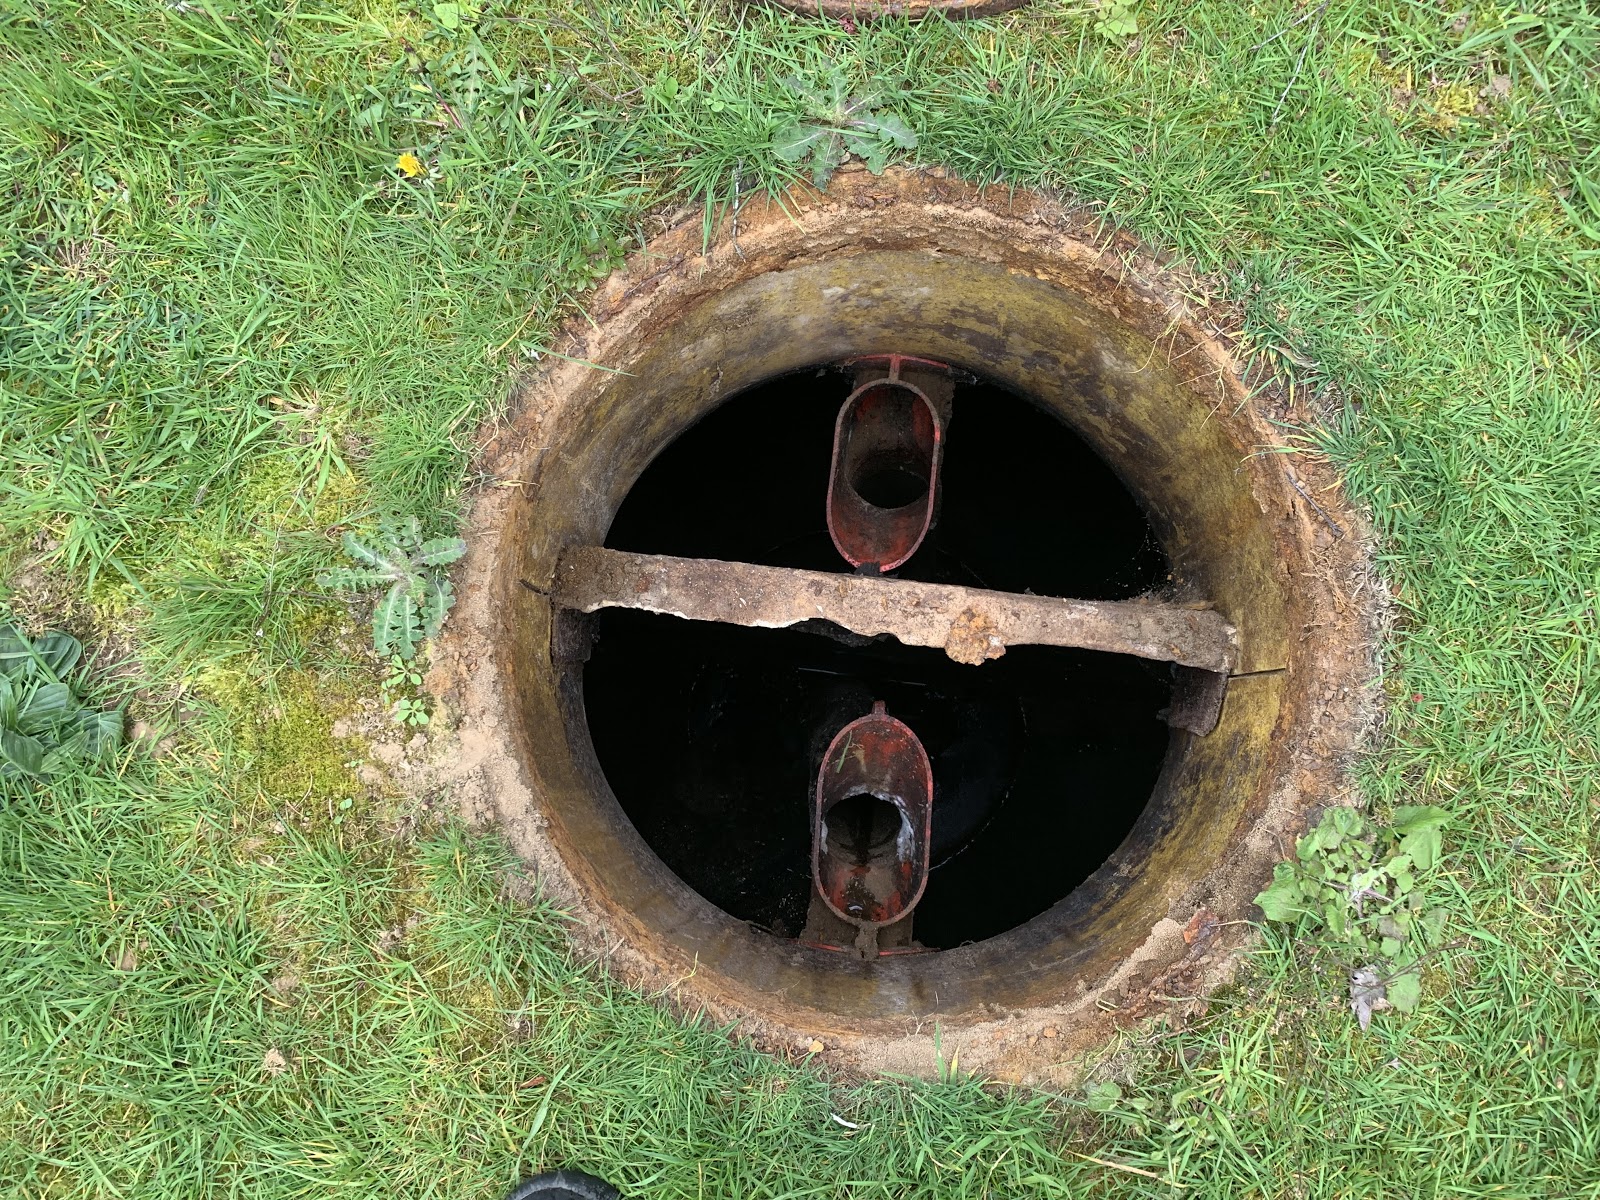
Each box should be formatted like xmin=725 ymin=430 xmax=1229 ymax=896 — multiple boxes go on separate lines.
xmin=2 ymin=0 xmax=1599 ymax=1195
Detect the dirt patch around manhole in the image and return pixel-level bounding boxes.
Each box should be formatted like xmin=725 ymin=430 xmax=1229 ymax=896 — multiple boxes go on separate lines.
xmin=419 ymin=166 xmax=1386 ymax=1086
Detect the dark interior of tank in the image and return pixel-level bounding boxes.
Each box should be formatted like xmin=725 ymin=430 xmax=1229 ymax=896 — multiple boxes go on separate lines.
xmin=582 ymin=367 xmax=1176 ymax=948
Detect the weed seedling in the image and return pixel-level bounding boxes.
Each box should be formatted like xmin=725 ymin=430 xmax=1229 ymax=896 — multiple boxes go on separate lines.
xmin=1256 ymin=804 xmax=1451 ymax=1024
xmin=391 ymin=696 xmax=430 ymax=728
xmin=770 ymin=67 xmax=917 ymax=188
xmin=315 ymin=516 xmax=466 ymax=660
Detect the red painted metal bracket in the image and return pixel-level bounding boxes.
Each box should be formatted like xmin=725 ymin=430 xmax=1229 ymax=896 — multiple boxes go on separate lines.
xmin=812 ymin=701 xmax=934 ymax=932
xmin=825 ymin=355 xmax=948 ymax=573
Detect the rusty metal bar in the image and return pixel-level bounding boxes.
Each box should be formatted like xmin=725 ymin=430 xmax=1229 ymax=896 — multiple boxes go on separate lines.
xmin=552 ymin=546 xmax=1239 ymax=673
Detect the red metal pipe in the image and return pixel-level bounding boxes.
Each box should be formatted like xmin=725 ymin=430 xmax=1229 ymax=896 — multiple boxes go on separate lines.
xmin=812 ymin=701 xmax=934 ymax=931
xmin=825 ymin=358 xmax=945 ymax=573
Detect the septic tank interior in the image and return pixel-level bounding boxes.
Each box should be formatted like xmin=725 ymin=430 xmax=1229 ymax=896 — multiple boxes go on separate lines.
xmin=433 ymin=168 xmax=1378 ymax=1079
xmin=588 ymin=368 xmax=1173 ymax=950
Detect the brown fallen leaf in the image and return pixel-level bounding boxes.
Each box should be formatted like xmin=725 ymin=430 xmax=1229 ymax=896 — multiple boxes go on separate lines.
xmin=1182 ymin=907 xmax=1219 ymax=948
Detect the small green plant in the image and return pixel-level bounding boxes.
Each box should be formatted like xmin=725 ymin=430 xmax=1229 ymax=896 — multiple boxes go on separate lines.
xmin=381 ymin=654 xmax=423 ymax=694
xmin=0 ymin=623 xmax=124 ymax=780
xmin=427 ymin=0 xmax=482 ymax=33
xmin=1256 ymin=804 xmax=1451 ymax=1026
xmin=1083 ymin=1079 xmax=1125 ymax=1112
xmin=315 ymin=516 xmax=465 ymax=660
xmin=380 ymin=655 xmax=429 ymax=727
xmin=391 ymin=696 xmax=430 ymax=728
xmin=1093 ymin=0 xmax=1139 ymax=41
xmin=770 ymin=68 xmax=917 ymax=188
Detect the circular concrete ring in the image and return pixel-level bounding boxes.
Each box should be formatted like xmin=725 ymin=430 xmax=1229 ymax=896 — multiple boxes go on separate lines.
xmin=434 ymin=167 xmax=1380 ymax=1084
xmin=756 ymin=0 xmax=1032 ymax=20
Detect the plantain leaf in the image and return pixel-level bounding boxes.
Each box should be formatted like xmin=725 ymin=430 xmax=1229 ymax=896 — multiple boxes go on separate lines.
xmin=0 ymin=625 xmax=82 ymax=682
xmin=39 ymin=707 xmax=120 ymax=769
xmin=0 ymin=728 xmax=46 ymax=777
xmin=415 ymin=537 xmax=467 ymax=566
xmin=32 ymin=632 xmax=83 ymax=678
xmin=17 ymin=682 xmax=74 ymax=735
xmin=78 ymin=707 xmax=125 ymax=757
xmin=0 ymin=624 xmax=31 ymax=679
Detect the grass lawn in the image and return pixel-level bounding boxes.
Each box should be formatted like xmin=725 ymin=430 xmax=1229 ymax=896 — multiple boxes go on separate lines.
xmin=3 ymin=0 xmax=1599 ymax=1195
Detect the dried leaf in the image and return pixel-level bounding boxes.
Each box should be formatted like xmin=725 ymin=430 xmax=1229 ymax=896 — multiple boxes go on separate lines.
xmin=1182 ymin=907 xmax=1219 ymax=947
xmin=1350 ymin=965 xmax=1391 ymax=1031
xmin=262 ymin=1046 xmax=290 ymax=1077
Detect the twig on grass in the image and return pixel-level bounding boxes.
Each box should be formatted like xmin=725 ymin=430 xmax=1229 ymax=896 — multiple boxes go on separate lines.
xmin=1070 ymin=1150 xmax=1185 ymax=1186
xmin=1250 ymin=0 xmax=1330 ymax=52
xmin=1271 ymin=0 xmax=1331 ymax=124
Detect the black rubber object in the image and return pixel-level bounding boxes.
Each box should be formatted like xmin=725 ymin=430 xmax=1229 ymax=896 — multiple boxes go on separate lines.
xmin=503 ymin=1171 xmax=622 ymax=1200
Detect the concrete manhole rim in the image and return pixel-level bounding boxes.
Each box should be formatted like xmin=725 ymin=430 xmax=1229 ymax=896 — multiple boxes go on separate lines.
xmin=432 ymin=167 xmax=1382 ymax=1084
xmin=759 ymin=0 xmax=1032 ymax=19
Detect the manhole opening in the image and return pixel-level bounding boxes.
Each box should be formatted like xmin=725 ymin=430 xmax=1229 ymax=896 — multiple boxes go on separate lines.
xmin=586 ymin=367 xmax=1175 ymax=948
xmin=439 ymin=169 xmax=1379 ymax=1077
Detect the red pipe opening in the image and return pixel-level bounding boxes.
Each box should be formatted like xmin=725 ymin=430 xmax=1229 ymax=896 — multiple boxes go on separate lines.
xmin=825 ymin=372 xmax=943 ymax=573
xmin=813 ymin=701 xmax=934 ymax=930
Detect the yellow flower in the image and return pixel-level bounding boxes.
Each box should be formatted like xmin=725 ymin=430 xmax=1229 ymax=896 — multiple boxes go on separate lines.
xmin=395 ymin=152 xmax=425 ymax=179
